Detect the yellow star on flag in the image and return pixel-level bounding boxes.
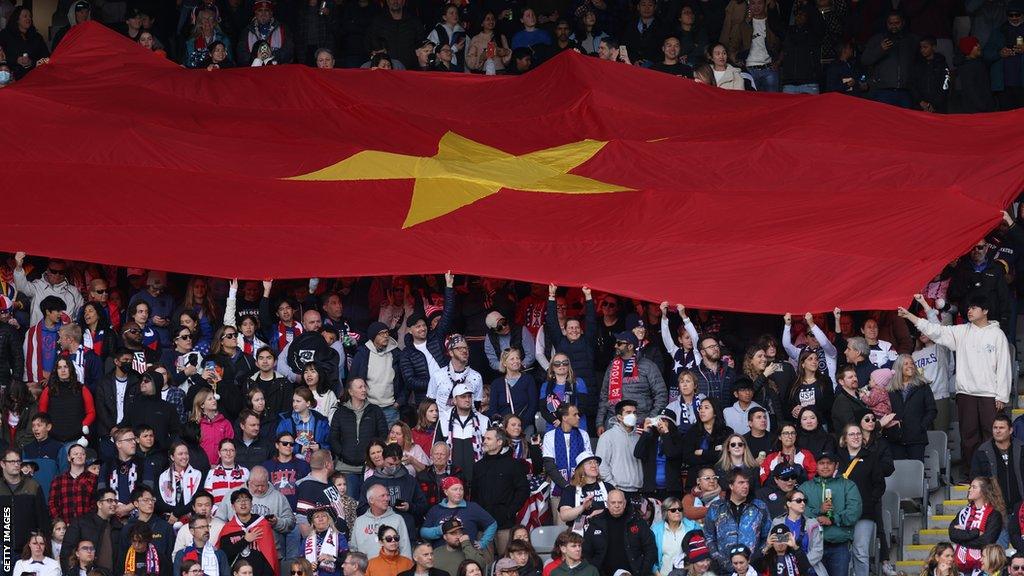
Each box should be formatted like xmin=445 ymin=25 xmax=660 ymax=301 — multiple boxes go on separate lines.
xmin=290 ymin=131 xmax=634 ymax=228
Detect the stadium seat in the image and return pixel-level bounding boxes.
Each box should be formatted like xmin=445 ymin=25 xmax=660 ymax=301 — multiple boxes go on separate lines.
xmin=926 ymin=430 xmax=951 ymax=488
xmin=531 ymin=525 xmax=562 ymax=554
xmin=881 ymin=490 xmax=903 ymax=559
xmin=25 ymin=458 xmax=58 ymax=501
xmin=885 ymin=460 xmax=927 ymax=527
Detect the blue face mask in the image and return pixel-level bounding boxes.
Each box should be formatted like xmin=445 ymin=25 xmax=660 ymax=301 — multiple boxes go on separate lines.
xmin=0 ymin=70 xmax=11 ymax=85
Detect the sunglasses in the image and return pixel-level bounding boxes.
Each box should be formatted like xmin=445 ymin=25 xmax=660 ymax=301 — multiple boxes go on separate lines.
xmin=222 ymin=333 xmax=238 ymax=339
xmin=383 ymin=535 xmax=401 ymax=543
xmin=862 ymin=416 xmax=875 ymax=422
xmin=729 ymin=442 xmax=745 ymax=448
xmin=666 ymin=507 xmax=681 ymax=513
xmin=790 ymin=497 xmax=806 ymax=503
xmin=552 ymin=360 xmax=570 ymax=367
xmin=176 ymin=334 xmax=192 ymax=340
xmin=278 ymin=441 xmax=294 ymax=446
xmin=291 ymin=571 xmax=304 ymax=575
xmin=1010 ymin=566 xmax=1024 ymax=571
xmin=92 ymin=288 xmax=108 ymax=294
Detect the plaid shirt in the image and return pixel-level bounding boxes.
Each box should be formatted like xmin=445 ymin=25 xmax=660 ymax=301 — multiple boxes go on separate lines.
xmin=48 ymin=470 xmax=97 ymax=522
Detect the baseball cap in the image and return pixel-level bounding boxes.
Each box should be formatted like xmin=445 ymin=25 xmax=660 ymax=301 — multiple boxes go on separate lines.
xmin=451 ymin=384 xmax=473 ymax=397
xmin=774 ymin=464 xmax=804 ymax=481
xmin=441 ymin=517 xmax=464 ymax=534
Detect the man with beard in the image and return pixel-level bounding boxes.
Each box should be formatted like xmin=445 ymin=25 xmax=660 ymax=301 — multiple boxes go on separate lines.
xmin=696 ymin=336 xmax=737 ymax=405
xmin=596 ymin=332 xmax=666 ymax=435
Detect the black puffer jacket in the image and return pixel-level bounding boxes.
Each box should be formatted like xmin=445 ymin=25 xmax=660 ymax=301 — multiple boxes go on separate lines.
xmin=328 ymin=400 xmax=389 ymax=467
xmin=0 ymin=323 xmax=23 ymax=387
xmin=399 ymin=286 xmax=454 ymax=405
xmin=583 ymin=504 xmax=657 ymax=576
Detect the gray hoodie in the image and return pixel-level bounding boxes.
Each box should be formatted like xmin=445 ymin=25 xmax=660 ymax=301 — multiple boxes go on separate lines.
xmin=364 ymin=338 xmax=399 ymax=406
xmin=350 ymin=507 xmax=412 ymax=559
xmin=595 ymin=421 xmax=643 ymax=492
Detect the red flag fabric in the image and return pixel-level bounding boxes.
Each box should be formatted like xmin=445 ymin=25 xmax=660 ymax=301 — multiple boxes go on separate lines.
xmin=2 ymin=22 xmax=1024 ymax=313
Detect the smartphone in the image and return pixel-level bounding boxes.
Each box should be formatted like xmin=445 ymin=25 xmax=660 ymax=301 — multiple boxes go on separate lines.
xmin=203 ymin=360 xmax=216 ymax=371
xmin=486 ymin=41 xmax=496 ymax=59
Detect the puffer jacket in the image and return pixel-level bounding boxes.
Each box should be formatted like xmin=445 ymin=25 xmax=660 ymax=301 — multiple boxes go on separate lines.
xmin=703 ymin=497 xmax=773 ymax=569
xmin=596 ymin=356 xmax=667 ymax=427
xmin=399 ymin=287 xmax=454 ymax=406
xmin=582 ymin=505 xmax=658 ymax=576
xmin=0 ymin=323 xmax=23 ymax=387
xmin=328 ymin=400 xmax=389 ymax=471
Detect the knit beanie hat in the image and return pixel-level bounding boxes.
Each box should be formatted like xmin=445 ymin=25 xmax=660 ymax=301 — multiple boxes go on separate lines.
xmin=870 ymin=368 xmax=894 ymax=389
xmin=959 ymin=36 xmax=980 ymax=55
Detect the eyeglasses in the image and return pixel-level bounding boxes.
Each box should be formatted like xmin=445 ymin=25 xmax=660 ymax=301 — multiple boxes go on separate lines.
xmin=3 ymin=459 xmax=21 ymax=464
xmin=702 ymin=344 xmax=720 ymax=351
xmin=136 ymin=497 xmax=156 ymax=503
xmin=699 ymin=475 xmax=718 ymax=481
xmin=192 ymin=524 xmax=210 ymax=530
xmin=552 ymin=360 xmax=570 ymax=367
xmin=79 ymin=545 xmax=95 ymax=552
xmin=780 ymin=431 xmax=796 ymax=436
xmin=117 ymin=436 xmax=137 ymax=443
xmin=729 ymin=442 xmax=745 ymax=448
xmin=846 ymin=431 xmax=862 ymax=437
xmin=790 ymin=497 xmax=806 ymax=504
xmin=99 ymin=498 xmax=118 ymax=503
xmin=383 ymin=535 xmax=401 ymax=543
xmin=123 ymin=328 xmax=141 ymax=334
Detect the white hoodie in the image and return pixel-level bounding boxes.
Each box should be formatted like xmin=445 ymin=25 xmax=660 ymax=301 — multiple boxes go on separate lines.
xmin=913 ymin=317 xmax=1012 ymax=403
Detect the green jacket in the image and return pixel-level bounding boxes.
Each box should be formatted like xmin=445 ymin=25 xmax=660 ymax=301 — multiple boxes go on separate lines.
xmin=550 ymin=560 xmax=601 ymax=576
xmin=798 ymin=475 xmax=862 ymax=544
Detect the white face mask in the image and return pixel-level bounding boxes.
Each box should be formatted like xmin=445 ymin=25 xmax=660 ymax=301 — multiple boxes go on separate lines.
xmin=622 ymin=413 xmax=637 ymax=427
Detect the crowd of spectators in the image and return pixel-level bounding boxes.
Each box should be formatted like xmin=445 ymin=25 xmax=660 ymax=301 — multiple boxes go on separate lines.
xmin=1 ymin=205 xmax=1024 ymax=576
xmin=1 ymin=0 xmax=1024 ymax=109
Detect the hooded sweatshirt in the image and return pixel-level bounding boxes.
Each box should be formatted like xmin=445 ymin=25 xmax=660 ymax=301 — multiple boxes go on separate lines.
xmin=362 ymin=338 xmax=399 ymax=406
xmin=913 ymin=317 xmax=1013 ymax=403
xmin=595 ymin=422 xmax=643 ymax=492
xmin=350 ymin=507 xmax=412 ymax=559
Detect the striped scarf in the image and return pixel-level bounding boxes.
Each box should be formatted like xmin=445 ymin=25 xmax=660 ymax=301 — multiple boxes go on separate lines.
xmin=446 ymin=408 xmax=484 ymax=462
xmin=124 ymin=543 xmax=160 ymax=576
xmin=954 ymin=504 xmax=994 ymax=572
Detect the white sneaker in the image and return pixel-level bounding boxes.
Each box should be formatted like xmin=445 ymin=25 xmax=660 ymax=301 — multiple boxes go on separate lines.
xmin=882 ymin=561 xmax=898 ymax=576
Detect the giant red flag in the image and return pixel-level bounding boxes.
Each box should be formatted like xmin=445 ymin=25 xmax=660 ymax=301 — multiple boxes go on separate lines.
xmin=2 ymin=22 xmax=1023 ymax=313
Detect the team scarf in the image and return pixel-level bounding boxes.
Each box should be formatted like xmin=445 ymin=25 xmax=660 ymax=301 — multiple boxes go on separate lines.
xmin=954 ymin=504 xmax=995 ymax=572
xmin=247 ymin=22 xmax=286 ymax=53
xmin=274 ymin=321 xmax=302 ymax=351
xmin=239 ymin=333 xmax=268 ymax=357
xmin=446 ymin=408 xmax=484 ymax=462
xmin=769 ymin=552 xmax=802 ymax=576
xmin=553 ymin=427 xmax=587 ymax=495
xmin=181 ymin=543 xmax=221 ymax=576
xmin=440 ymin=364 xmax=469 ymax=407
xmin=123 ymin=543 xmax=160 ymax=576
xmin=24 ymin=319 xmax=62 ymax=383
xmin=607 ymin=356 xmax=638 ymax=406
xmin=109 ymin=459 xmax=139 ymax=495
xmin=160 ymin=465 xmax=203 ymax=507
xmin=304 ymin=528 xmax=344 ymax=574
